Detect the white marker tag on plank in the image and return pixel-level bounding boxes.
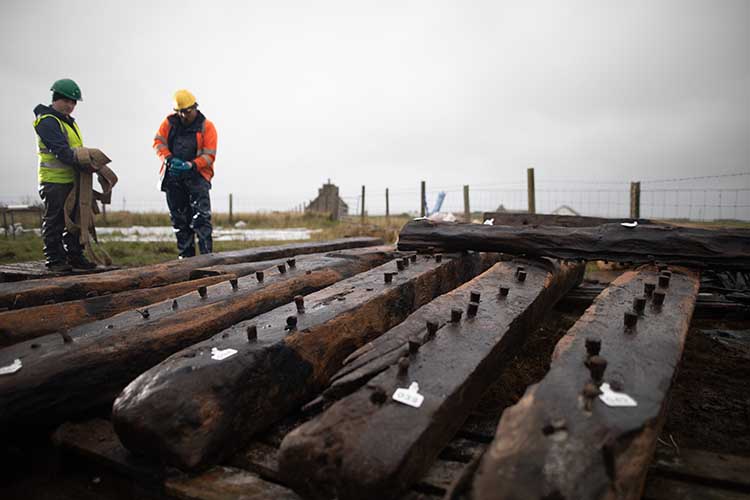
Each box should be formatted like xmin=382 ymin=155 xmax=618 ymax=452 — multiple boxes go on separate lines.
xmin=211 ymin=347 xmax=237 ymax=361
xmin=621 ymin=221 xmax=638 ymax=228
xmin=393 ymin=382 xmax=424 ymax=408
xmin=0 ymin=358 xmax=22 ymax=375
xmin=599 ymin=382 xmax=637 ymax=407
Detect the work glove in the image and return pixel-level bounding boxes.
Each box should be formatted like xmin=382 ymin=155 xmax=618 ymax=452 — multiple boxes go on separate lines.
xmin=168 ymin=158 xmax=193 ymax=177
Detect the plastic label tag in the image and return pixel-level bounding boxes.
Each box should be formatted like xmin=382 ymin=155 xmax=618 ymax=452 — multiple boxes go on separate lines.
xmin=0 ymin=358 xmax=22 ymax=375
xmin=599 ymin=382 xmax=637 ymax=407
xmin=211 ymin=347 xmax=238 ymax=361
xmin=621 ymin=221 xmax=638 ymax=228
xmin=392 ymin=382 xmax=424 ymax=408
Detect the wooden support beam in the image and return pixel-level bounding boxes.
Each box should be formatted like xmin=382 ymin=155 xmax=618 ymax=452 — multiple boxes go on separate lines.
xmin=277 ymin=259 xmax=584 ymax=500
xmin=481 ymin=212 xmax=651 ymax=227
xmin=398 ymin=219 xmax=750 ymax=270
xmin=0 ymin=247 xmax=395 ymax=430
xmin=0 ymin=237 xmax=383 ymax=309
xmin=111 ymin=252 xmax=499 ymax=470
xmin=166 ymin=467 xmax=301 ymax=500
xmin=472 ymin=265 xmax=700 ymax=500
xmin=0 ymin=274 xmax=231 ymax=347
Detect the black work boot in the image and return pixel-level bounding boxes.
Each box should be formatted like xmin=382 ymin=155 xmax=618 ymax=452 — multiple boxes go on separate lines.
xmin=46 ymin=261 xmax=73 ymax=273
xmin=68 ymin=254 xmax=97 ymax=270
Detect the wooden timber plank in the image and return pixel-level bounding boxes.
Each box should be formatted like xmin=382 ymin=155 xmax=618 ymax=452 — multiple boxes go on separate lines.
xmin=112 ymin=252 xmax=499 ymax=470
xmin=398 ymin=219 xmax=750 ymax=270
xmin=0 ymin=274 xmax=232 ymax=347
xmin=481 ymin=212 xmax=651 ymax=227
xmin=472 ymin=265 xmax=700 ymax=500
xmin=0 ymin=247 xmax=395 ymax=430
xmin=0 ymin=260 xmax=118 ymax=282
xmin=189 ymin=258 xmax=290 ymax=279
xmin=165 ymin=466 xmax=301 ymax=500
xmin=277 ymin=259 xmax=583 ymax=500
xmin=651 ymin=447 xmax=750 ymax=491
xmin=643 ymin=475 xmax=750 ymax=500
xmin=0 ymin=236 xmax=383 ymax=309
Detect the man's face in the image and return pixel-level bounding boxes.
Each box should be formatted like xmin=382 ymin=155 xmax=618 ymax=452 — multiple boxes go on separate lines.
xmin=176 ymin=105 xmax=197 ymax=125
xmin=52 ymin=98 xmax=77 ymax=116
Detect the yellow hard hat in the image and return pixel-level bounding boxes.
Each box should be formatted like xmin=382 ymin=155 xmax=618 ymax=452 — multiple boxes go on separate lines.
xmin=173 ymin=89 xmax=196 ymax=110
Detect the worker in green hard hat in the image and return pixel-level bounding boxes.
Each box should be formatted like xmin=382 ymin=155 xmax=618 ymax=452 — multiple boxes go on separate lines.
xmin=32 ymin=78 xmax=96 ymax=272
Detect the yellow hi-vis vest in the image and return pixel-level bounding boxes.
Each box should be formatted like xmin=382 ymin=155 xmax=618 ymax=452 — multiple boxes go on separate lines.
xmin=34 ymin=114 xmax=83 ymax=184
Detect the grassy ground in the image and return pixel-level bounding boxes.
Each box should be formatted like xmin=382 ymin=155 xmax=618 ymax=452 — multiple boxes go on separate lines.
xmin=0 ymin=212 xmax=412 ymax=266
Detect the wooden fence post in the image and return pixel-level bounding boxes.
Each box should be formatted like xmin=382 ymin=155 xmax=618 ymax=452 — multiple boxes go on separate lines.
xmin=630 ymin=181 xmax=641 ymax=219
xmin=420 ymin=181 xmax=426 ymax=217
xmin=527 ymin=167 xmax=536 ymax=214
xmin=361 ymin=185 xmax=366 ymax=224
xmin=385 ymin=188 xmax=390 ymax=223
xmin=229 ymin=193 xmax=233 ymax=223
xmin=463 ymin=185 xmax=471 ymax=221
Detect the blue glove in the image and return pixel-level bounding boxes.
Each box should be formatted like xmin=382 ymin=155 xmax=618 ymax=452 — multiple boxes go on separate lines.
xmin=168 ymin=158 xmax=193 ymax=176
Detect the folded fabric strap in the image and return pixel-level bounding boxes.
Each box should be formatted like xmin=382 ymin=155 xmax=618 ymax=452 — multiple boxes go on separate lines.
xmin=64 ymin=147 xmax=118 ymax=266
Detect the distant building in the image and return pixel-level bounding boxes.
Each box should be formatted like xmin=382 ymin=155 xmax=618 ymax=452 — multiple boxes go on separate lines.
xmin=306 ymin=180 xmax=349 ymax=220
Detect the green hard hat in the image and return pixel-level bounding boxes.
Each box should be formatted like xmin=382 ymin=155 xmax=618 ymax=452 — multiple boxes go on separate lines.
xmin=50 ymin=78 xmax=83 ymax=101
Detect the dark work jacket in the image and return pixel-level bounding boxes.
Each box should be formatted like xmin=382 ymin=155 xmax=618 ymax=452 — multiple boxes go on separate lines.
xmin=33 ymin=104 xmax=82 ymax=168
xmin=167 ymin=111 xmax=207 ymax=162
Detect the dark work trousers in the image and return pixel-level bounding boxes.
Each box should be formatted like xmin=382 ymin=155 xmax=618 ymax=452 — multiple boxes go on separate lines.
xmin=38 ymin=182 xmax=82 ymax=264
xmin=164 ymin=171 xmax=213 ymax=257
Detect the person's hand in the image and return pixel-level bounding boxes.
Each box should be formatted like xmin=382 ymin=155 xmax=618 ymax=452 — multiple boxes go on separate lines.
xmin=168 ymin=158 xmax=192 ymax=176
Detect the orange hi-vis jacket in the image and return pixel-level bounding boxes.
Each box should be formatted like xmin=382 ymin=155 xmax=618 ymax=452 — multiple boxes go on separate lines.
xmin=153 ymin=114 xmax=217 ymax=183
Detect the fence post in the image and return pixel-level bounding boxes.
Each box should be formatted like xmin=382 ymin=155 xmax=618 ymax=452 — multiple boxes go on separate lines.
xmin=630 ymin=181 xmax=641 ymax=219
xmin=361 ymin=185 xmax=366 ymax=224
xmin=463 ymin=185 xmax=471 ymax=221
xmin=229 ymin=193 xmax=233 ymax=223
xmin=385 ymin=188 xmax=390 ymax=223
xmin=420 ymin=181 xmax=426 ymax=217
xmin=527 ymin=167 xmax=536 ymax=214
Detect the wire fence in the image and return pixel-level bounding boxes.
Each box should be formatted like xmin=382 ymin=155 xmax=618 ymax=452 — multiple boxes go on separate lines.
xmin=3 ymin=173 xmax=749 ymax=222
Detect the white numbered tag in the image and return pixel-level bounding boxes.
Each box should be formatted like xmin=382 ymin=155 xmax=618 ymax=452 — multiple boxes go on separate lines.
xmin=0 ymin=358 xmax=22 ymax=375
xmin=211 ymin=347 xmax=238 ymax=361
xmin=599 ymin=383 xmax=637 ymax=407
xmin=392 ymin=382 xmax=424 ymax=408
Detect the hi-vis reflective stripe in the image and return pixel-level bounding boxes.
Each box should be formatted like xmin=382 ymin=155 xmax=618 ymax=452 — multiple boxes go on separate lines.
xmin=154 ymin=134 xmax=167 ymax=143
xmin=154 ymin=143 xmax=168 ymax=151
xmin=199 ymin=154 xmax=214 ymax=166
xmin=40 ymin=158 xmax=68 ymax=169
xmin=202 ymin=148 xmax=217 ymax=154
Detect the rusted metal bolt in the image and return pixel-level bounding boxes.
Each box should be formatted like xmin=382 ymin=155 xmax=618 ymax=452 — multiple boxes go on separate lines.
xmin=286 ymin=315 xmax=297 ymax=330
xmin=583 ymin=382 xmax=602 ymax=411
xmin=644 ymin=282 xmax=655 ymax=297
xmin=171 ymin=299 xmax=178 ymax=310
xmin=658 ymin=264 xmax=669 ymax=272
xmin=198 ymin=286 xmax=207 ymax=299
xmin=60 ymin=331 xmax=73 ymax=344
xmin=515 ymin=266 xmax=525 ymax=276
xmin=256 ymin=270 xmax=264 ymax=283
xmin=246 ymin=325 xmax=258 ymax=342
xmin=294 ymin=295 xmax=305 ymax=313
xmin=633 ymin=296 xmax=646 ymax=313
xmin=138 ymin=308 xmax=150 ymax=319
xmin=658 ymin=274 xmax=670 ymax=288
xmin=396 ymin=260 xmax=405 ymax=271
xmin=435 ymin=253 xmax=443 ymax=263
xmin=370 ymin=387 xmax=387 ymax=405
xmin=287 ymin=258 xmax=296 ymax=269
xmin=408 ymin=339 xmax=420 ymax=355
xmin=588 ymin=355 xmax=607 ymax=382
xmin=451 ymin=308 xmax=463 ymax=323
xmin=662 ymin=270 xmax=672 ymax=277
xmin=470 ymin=291 xmax=481 ymax=303
xmin=106 ymin=324 xmax=114 ymax=329
xmin=230 ymin=278 xmax=239 ymax=291
xmin=467 ymin=302 xmax=479 ymax=317
xmin=585 ymin=337 xmax=601 ymax=357
xmin=653 ymin=290 xmax=666 ymax=306
xmin=624 ymin=310 xmax=638 ymax=328
xmin=384 ymin=272 xmax=393 ymax=284
xmin=517 ymin=270 xmax=527 ymax=282
xmin=409 ymin=254 xmax=417 ymax=263
xmin=402 ymin=257 xmax=410 ymax=268
xmin=499 ymin=286 xmax=510 ymax=298
xmin=278 ymin=264 xmax=287 ymax=274
xmin=426 ymin=321 xmax=439 ymax=338
xmin=398 ymin=356 xmax=410 ymax=375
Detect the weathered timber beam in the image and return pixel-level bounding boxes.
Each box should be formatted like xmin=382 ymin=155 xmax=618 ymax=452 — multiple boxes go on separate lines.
xmin=0 ymin=247 xmax=395 ymax=430
xmin=166 ymin=466 xmax=302 ymax=500
xmin=0 ymin=274 xmax=231 ymax=347
xmin=398 ymin=219 xmax=750 ymax=270
xmin=0 ymin=237 xmax=383 ymax=309
xmin=111 ymin=252 xmax=499 ymax=470
xmin=472 ymin=265 xmax=700 ymax=500
xmin=481 ymin=212 xmax=652 ymax=227
xmin=277 ymin=259 xmax=584 ymax=500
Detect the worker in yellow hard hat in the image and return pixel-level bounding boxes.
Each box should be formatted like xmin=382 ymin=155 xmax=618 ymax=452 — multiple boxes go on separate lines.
xmin=153 ymin=89 xmax=218 ymax=257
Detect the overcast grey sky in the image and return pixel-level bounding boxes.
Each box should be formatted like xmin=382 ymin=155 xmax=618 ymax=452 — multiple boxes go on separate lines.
xmin=1 ymin=0 xmax=748 ymax=215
